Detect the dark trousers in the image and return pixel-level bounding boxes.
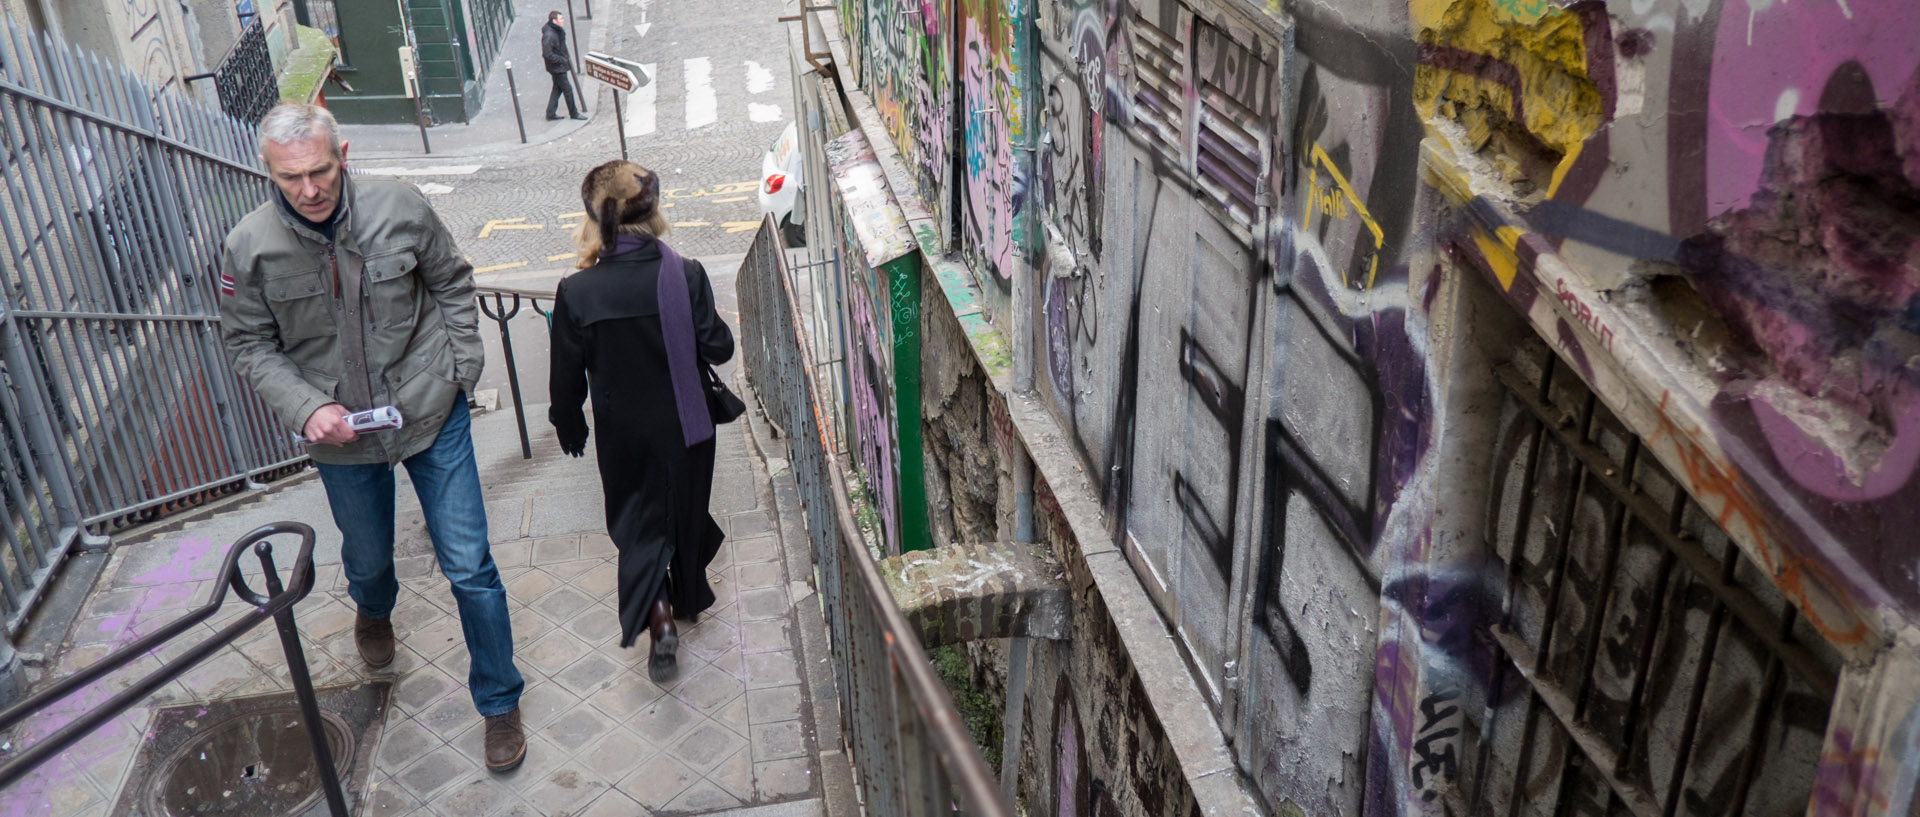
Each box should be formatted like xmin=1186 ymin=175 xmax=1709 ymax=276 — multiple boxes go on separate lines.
xmin=546 ymin=71 xmax=580 ymax=118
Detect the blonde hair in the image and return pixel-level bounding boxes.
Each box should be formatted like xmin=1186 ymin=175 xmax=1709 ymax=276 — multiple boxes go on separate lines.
xmin=575 ymin=160 xmax=670 ymax=268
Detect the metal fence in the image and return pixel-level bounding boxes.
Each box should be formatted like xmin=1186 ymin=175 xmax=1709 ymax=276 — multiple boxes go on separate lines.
xmin=737 ymin=215 xmax=1011 ymax=817
xmin=197 ymin=18 xmax=281 ymax=125
xmin=0 ymin=22 xmax=307 ymax=655
xmin=1471 ymin=343 xmax=1840 ymax=816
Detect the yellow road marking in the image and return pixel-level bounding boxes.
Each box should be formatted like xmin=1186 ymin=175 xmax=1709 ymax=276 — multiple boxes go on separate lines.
xmin=478 ymin=218 xmax=544 ymax=239
xmin=712 ymin=196 xmax=750 ymax=204
xmin=722 ymin=221 xmax=759 ymax=233
xmin=547 ymin=252 xmax=575 ymax=261
xmin=661 ymin=181 xmax=759 ymax=200
xmin=674 ymin=221 xmax=712 ymax=227
xmin=474 ymin=260 xmax=529 ymax=273
xmin=558 ymin=211 xmax=585 ymax=219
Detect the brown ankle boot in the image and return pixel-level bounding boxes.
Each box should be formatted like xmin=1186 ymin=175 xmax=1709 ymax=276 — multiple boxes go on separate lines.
xmin=483 ymin=708 xmax=526 ymax=772
xmin=354 ymin=611 xmax=395 ymax=668
xmin=648 ymin=599 xmax=678 ymax=684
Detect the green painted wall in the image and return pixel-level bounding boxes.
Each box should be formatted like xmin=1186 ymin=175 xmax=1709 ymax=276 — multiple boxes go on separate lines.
xmin=326 ymin=0 xmax=508 ymax=124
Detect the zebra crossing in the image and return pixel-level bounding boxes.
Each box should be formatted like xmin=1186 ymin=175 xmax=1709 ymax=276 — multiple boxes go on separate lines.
xmin=619 ymin=57 xmax=787 ymax=136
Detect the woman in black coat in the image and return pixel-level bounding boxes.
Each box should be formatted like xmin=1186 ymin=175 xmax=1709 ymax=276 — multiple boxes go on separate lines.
xmin=549 ymin=160 xmax=734 ymax=682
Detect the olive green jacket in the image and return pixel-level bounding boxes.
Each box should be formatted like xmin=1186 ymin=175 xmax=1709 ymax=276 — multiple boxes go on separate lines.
xmin=219 ymin=177 xmax=483 ymax=465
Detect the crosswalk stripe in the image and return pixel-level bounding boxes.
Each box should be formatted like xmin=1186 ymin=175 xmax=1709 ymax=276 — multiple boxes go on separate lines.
xmin=746 ymin=61 xmax=774 ymax=94
xmin=685 ymin=58 xmax=716 ymax=129
xmin=617 ymin=59 xmax=788 ymax=136
xmin=627 ymin=62 xmax=658 ymax=136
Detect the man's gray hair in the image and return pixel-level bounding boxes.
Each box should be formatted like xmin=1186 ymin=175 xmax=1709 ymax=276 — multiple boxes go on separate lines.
xmin=257 ymin=103 xmax=341 ymax=158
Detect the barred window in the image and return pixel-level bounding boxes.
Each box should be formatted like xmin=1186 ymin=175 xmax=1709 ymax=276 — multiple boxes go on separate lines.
xmin=1472 ymin=343 xmax=1842 ymax=817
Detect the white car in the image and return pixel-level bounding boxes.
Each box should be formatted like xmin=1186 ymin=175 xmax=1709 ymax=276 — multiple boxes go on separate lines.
xmin=758 ymin=121 xmax=805 ymax=245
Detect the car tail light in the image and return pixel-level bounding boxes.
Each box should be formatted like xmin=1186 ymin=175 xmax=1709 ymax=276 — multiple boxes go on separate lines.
xmin=764 ymin=174 xmax=785 ymax=195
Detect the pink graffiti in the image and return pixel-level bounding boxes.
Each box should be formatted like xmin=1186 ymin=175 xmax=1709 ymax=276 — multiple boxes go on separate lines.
xmin=126 ymin=536 xmax=217 ymax=586
xmin=846 ymin=268 xmax=900 ymax=548
xmin=963 ymin=16 xmax=1017 ymax=281
xmin=1707 ymin=3 xmax=1918 ymax=217
xmin=1750 ymin=391 xmax=1920 ymax=503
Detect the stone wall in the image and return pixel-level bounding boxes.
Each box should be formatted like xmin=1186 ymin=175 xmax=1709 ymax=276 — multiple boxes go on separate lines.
xmin=806 ymin=0 xmax=1920 ymax=815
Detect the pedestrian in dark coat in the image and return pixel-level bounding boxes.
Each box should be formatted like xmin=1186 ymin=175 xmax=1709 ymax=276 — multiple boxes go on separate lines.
xmin=548 ymin=160 xmax=734 ymax=683
xmin=542 ymin=11 xmax=585 ymax=120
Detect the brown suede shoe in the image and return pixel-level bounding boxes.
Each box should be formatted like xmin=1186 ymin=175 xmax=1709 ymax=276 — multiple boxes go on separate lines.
xmin=354 ymin=612 xmax=395 ymax=668
xmin=484 ymin=708 xmax=527 ymax=772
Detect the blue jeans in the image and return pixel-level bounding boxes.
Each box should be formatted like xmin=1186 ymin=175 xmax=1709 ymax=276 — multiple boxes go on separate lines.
xmin=314 ymin=397 xmax=524 ymax=717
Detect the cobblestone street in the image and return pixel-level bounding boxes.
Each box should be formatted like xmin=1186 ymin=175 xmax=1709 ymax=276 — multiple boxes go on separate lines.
xmin=343 ymin=0 xmax=798 ymax=270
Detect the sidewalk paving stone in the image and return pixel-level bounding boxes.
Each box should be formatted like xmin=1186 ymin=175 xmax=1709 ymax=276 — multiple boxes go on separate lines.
xmin=2 ymin=352 xmax=824 ymax=817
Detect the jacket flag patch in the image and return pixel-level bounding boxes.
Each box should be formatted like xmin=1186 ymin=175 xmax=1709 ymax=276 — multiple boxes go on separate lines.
xmin=219 ymin=272 xmax=235 ymax=297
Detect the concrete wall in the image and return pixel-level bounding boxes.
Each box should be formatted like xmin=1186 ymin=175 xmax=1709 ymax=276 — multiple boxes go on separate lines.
xmin=2 ymin=0 xmax=236 ymax=106
xmin=801 ymin=0 xmax=1920 ymax=815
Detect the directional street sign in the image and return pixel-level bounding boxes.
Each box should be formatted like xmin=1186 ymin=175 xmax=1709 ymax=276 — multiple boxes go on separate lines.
xmin=581 ymin=52 xmax=653 ymax=161
xmin=583 ymin=51 xmax=649 ymax=92
xmin=582 ymin=52 xmax=637 ymax=92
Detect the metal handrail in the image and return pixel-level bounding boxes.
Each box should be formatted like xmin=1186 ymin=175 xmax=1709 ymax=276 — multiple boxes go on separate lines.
xmin=474 ymin=289 xmax=554 ymax=461
xmin=0 ymin=522 xmax=350 ymax=816
xmin=736 ymin=215 xmax=1011 ymax=815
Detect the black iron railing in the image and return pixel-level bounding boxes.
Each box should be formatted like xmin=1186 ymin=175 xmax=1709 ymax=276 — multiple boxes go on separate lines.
xmin=188 ymin=19 xmax=280 ymax=125
xmin=0 ymin=522 xmax=348 ymax=817
xmin=737 ymin=215 xmax=1012 ymax=817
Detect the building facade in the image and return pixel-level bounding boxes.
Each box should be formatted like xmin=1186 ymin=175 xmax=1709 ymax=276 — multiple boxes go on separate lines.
xmin=318 ymin=0 xmax=514 ymax=125
xmin=786 ymin=0 xmax=1920 ymax=815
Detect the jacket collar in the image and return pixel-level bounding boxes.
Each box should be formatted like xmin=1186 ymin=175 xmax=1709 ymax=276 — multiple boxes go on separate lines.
xmin=273 ymin=173 xmax=356 ymax=249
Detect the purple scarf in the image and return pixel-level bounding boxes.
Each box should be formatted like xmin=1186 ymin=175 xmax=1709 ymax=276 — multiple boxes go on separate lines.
xmin=618 ymin=235 xmax=714 ymax=448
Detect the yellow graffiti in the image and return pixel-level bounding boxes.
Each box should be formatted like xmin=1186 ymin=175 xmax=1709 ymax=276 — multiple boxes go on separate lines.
xmin=1302 ymin=143 xmax=1387 ymax=289
xmin=1469 ymin=225 xmax=1523 ymax=291
xmin=1410 ymin=0 xmax=1604 ymax=175
xmin=1546 ymin=139 xmax=1583 ymax=200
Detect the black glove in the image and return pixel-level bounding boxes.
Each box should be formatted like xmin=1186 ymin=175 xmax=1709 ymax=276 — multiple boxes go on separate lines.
xmin=550 ymin=407 xmax=588 ymax=457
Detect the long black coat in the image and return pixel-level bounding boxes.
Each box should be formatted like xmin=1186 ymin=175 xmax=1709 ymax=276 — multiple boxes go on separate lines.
xmin=549 ymin=241 xmax=734 ymax=648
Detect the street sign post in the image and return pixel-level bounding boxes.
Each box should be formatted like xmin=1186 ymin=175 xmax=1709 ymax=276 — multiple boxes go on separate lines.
xmin=583 ymin=52 xmax=648 ymax=161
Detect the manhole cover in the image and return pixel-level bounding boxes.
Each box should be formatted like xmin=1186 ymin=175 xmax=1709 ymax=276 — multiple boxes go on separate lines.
xmin=111 ymin=682 xmax=389 ymax=817
xmin=147 ymin=706 xmax=351 ymax=816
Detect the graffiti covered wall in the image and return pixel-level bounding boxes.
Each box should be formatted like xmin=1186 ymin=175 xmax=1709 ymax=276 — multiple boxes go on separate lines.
xmin=814 ymin=0 xmax=1920 ymax=815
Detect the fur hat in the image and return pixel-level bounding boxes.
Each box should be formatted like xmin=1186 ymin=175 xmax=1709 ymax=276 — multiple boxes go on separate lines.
xmin=580 ymin=160 xmax=662 ymax=249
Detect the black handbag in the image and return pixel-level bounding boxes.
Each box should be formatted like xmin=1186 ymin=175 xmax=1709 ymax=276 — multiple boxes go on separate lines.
xmin=705 ymin=365 xmax=746 ymax=424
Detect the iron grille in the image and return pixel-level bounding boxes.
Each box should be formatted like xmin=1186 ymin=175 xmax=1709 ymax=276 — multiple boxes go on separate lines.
xmin=1469 ymin=343 xmax=1841 ymax=817
xmin=211 ymin=20 xmax=280 ymax=125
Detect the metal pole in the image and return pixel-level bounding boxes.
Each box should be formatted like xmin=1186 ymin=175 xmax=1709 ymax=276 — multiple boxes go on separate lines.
xmin=255 ymin=542 xmax=350 ymax=817
xmin=411 ymin=93 xmax=432 ymax=154
xmin=999 ymin=637 xmax=1029 ymax=799
xmin=478 ymin=293 xmax=533 ymax=459
xmin=583 ymin=0 xmax=592 ymax=19
xmin=504 ymin=61 xmax=527 ymax=143
xmin=565 ymin=0 xmax=586 ymax=113
xmin=566 ymin=0 xmax=581 ymax=74
xmin=613 ymin=90 xmax=627 ymax=161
